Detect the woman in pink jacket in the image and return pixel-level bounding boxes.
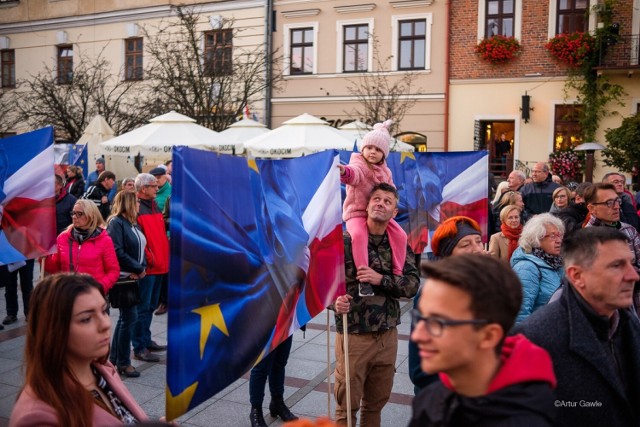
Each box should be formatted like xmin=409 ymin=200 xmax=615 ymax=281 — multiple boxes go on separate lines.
xmin=45 ymin=199 xmax=119 ymax=293
xmin=9 ymin=273 xmax=148 ymax=426
xmin=338 ymin=120 xmax=407 ymax=297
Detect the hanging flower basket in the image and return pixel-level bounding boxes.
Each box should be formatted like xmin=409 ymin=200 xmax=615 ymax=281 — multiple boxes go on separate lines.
xmin=545 ymin=32 xmax=595 ymax=67
xmin=549 ymin=149 xmax=585 ymax=181
xmin=475 ymin=35 xmax=522 ymax=65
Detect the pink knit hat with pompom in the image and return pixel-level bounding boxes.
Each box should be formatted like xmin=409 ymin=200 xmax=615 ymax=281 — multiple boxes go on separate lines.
xmin=358 ymin=120 xmax=392 ymax=159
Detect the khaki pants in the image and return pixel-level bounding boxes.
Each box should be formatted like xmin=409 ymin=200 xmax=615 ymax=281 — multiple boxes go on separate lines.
xmin=334 ymin=328 xmax=397 ymax=427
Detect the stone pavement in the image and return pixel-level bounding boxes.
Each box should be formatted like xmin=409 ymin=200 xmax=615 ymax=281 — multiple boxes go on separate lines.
xmin=0 ymin=270 xmax=418 ymax=426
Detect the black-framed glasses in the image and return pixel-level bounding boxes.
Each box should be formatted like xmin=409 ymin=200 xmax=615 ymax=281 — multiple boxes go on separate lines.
xmin=411 ymin=309 xmax=488 ymax=337
xmin=591 ymin=197 xmax=622 ymax=208
xmin=70 ymin=211 xmax=85 ymax=218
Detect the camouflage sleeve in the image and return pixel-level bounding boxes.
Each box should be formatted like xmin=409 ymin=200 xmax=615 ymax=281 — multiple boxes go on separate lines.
xmin=377 ymin=244 xmax=420 ymax=299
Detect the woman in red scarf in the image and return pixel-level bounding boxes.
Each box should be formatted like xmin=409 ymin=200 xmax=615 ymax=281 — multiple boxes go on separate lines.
xmin=489 ymin=205 xmax=522 ymax=262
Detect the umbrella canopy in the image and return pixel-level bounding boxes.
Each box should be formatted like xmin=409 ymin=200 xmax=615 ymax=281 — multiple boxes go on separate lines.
xmin=243 ymin=113 xmax=355 ymax=158
xmin=100 ymin=111 xmax=235 ymax=162
xmin=219 ymin=118 xmax=269 ymax=154
xmin=78 ymin=115 xmax=138 ymax=180
xmin=339 ymin=120 xmax=415 ymax=152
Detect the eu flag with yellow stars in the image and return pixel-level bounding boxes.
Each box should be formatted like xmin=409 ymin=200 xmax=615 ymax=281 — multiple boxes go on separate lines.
xmin=166 ymin=147 xmax=345 ymax=419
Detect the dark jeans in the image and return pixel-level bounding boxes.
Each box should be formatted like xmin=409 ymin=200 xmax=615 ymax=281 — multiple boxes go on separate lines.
xmin=249 ymin=335 xmax=293 ymax=406
xmin=1 ymin=260 xmax=35 ymax=318
xmin=110 ymin=305 xmax=138 ymax=367
xmin=132 ymin=274 xmax=163 ymax=353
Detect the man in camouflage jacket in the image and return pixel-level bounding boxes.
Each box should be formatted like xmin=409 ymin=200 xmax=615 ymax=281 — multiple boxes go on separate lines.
xmin=333 ymin=183 xmax=420 ymax=426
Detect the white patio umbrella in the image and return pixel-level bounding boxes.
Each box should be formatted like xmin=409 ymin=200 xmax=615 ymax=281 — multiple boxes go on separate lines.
xmin=219 ymin=117 xmax=269 ymax=154
xmin=243 ymin=113 xmax=355 ymax=158
xmin=79 ymin=114 xmax=138 ymax=180
xmin=339 ymin=120 xmax=415 ymax=152
xmin=100 ymin=111 xmax=235 ymax=162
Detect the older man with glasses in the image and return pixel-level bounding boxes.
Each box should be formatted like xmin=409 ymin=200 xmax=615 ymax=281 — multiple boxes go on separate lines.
xmin=131 ymin=173 xmax=170 ymax=363
xmin=520 ymin=162 xmax=560 ymax=218
xmin=602 ymin=172 xmax=639 ymax=230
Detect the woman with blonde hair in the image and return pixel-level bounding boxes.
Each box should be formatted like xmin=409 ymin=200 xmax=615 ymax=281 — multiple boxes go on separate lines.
xmin=9 ymin=273 xmax=148 ymax=426
xmin=489 ymin=205 xmax=523 ymax=261
xmin=549 ymin=186 xmax=571 ymax=215
xmin=45 ymin=199 xmax=119 ymax=294
xmin=492 ymin=190 xmax=526 ymax=230
xmin=106 ymin=191 xmax=147 ymax=377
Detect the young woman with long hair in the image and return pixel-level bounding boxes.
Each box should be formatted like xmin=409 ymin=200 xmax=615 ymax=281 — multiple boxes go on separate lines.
xmin=9 ymin=273 xmax=148 ymax=426
xmin=106 ymin=191 xmax=147 ymax=377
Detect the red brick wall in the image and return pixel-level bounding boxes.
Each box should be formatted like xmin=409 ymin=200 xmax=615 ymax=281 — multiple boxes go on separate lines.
xmin=449 ymin=0 xmax=635 ymax=80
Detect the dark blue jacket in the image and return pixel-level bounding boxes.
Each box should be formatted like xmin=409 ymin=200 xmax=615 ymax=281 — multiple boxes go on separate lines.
xmin=106 ymin=215 xmax=146 ymax=275
xmin=55 ymin=191 xmax=76 ymax=235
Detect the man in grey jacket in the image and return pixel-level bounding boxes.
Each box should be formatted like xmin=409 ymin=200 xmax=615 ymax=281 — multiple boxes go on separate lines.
xmin=514 ymin=227 xmax=640 ymax=427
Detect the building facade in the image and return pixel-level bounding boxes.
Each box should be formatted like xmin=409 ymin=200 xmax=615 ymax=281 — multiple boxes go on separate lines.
xmin=271 ymin=0 xmax=446 ymax=151
xmin=449 ymin=0 xmax=640 ymax=180
xmin=0 ymin=0 xmax=268 ymax=137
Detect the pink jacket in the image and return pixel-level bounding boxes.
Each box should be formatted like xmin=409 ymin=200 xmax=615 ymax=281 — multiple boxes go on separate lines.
xmin=9 ymin=362 xmax=148 ymax=426
xmin=45 ymin=228 xmax=120 ymax=293
xmin=341 ymin=153 xmax=394 ymax=221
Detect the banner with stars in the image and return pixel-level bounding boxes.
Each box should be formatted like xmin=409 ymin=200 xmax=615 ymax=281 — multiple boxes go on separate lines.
xmin=166 ymin=148 xmax=345 ymax=419
xmin=339 ymin=150 xmax=489 ymax=253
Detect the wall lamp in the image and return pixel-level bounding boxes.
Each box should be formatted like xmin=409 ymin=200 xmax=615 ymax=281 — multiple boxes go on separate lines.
xmin=521 ymin=92 xmax=534 ymax=123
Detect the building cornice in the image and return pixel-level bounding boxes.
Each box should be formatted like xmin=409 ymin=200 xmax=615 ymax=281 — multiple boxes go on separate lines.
xmin=450 ymin=76 xmax=567 ymax=85
xmin=272 ymin=94 xmax=444 ymax=103
xmin=334 ymin=4 xmax=376 ymax=14
xmin=389 ymin=0 xmax=434 ymax=8
xmin=0 ymin=1 xmax=264 ymax=34
xmin=281 ymin=9 xmax=321 ymax=18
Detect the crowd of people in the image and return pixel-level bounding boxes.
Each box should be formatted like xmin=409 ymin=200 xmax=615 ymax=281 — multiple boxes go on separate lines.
xmin=2 ymin=126 xmax=640 ymax=426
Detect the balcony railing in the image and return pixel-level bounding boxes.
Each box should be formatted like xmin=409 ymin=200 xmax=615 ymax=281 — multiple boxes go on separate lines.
xmin=598 ymin=34 xmax=640 ymax=70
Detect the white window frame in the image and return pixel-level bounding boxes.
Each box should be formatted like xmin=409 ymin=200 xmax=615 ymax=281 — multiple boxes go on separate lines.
xmin=336 ymin=18 xmax=374 ymax=74
xmin=477 ymin=0 xmax=522 ymax=41
xmin=283 ymin=22 xmax=319 ymax=76
xmin=391 ymin=13 xmax=432 ymax=72
xmin=547 ymin=0 xmax=597 ymax=38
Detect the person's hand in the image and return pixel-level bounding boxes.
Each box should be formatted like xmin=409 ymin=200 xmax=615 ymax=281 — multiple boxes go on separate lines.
xmin=356 ymin=266 xmax=383 ymax=286
xmin=159 ymin=416 xmax=180 ymax=426
xmin=337 ymin=164 xmax=345 ymax=176
xmin=101 ymin=195 xmax=108 ymax=204
xmin=335 ymin=294 xmax=352 ymax=314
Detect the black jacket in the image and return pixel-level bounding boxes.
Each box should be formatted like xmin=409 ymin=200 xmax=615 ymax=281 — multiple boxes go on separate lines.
xmin=83 ymin=183 xmax=110 ymax=220
xmin=409 ymin=335 xmax=557 ymax=427
xmin=66 ymin=176 xmax=85 ymax=199
xmin=520 ymin=174 xmax=560 ymax=216
xmin=55 ymin=191 xmax=76 ymax=235
xmin=106 ymin=215 xmax=146 ymax=275
xmin=513 ymin=284 xmax=640 ymax=427
xmin=555 ymin=202 xmax=588 ymax=235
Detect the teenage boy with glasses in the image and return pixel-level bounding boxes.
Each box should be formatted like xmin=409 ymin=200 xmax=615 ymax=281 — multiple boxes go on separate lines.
xmin=409 ymin=254 xmax=557 ymax=426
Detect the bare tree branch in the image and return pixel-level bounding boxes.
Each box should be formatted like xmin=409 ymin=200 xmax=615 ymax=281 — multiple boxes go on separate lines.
xmin=15 ymin=50 xmax=153 ymax=141
xmin=142 ymin=6 xmax=283 ymax=131
xmin=344 ymin=35 xmax=421 ymax=135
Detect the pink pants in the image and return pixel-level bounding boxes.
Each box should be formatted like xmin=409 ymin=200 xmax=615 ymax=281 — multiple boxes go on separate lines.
xmin=346 ymin=217 xmax=407 ymax=276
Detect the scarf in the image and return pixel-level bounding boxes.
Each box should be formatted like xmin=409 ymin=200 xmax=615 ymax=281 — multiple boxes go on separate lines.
xmin=532 ymin=247 xmax=563 ymax=270
xmin=500 ymin=222 xmax=522 ymax=260
xmin=71 ymin=227 xmax=101 ymax=244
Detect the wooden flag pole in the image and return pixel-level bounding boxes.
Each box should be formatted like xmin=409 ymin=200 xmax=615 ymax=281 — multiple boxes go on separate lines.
xmin=342 ymin=313 xmax=352 ymax=427
xmin=326 ymin=310 xmax=332 ymax=419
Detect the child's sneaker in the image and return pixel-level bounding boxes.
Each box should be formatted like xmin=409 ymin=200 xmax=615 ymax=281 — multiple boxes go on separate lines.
xmin=359 ymin=282 xmax=374 ymax=297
